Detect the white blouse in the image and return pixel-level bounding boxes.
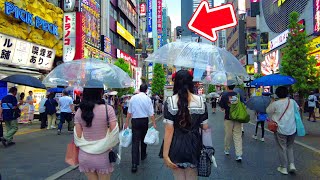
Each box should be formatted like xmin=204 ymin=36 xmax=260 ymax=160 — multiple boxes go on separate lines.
xmin=266 ymin=98 xmax=297 ymax=135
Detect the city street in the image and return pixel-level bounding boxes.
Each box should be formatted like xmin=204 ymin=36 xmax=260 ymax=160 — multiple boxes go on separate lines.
xmin=1 ymin=108 xmax=320 ymax=180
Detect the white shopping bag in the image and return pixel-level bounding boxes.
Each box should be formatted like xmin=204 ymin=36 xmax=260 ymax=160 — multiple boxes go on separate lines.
xmin=119 ymin=128 xmax=132 ymax=148
xmin=144 ymin=127 xmax=159 ymax=145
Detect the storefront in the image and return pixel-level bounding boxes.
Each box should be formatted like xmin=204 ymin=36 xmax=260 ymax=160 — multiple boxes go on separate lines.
xmin=308 ymin=36 xmax=320 ymax=71
xmin=116 ymin=48 xmax=137 ymax=87
xmin=0 ymin=0 xmax=63 ymax=120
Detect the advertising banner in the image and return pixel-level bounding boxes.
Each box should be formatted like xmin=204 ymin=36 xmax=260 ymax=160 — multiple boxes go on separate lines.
xmin=308 ymin=36 xmax=320 ymax=55
xmin=157 ymin=0 xmax=162 ymax=33
xmin=0 ymin=33 xmax=55 ymax=70
xmin=238 ymin=0 xmax=246 ymax=14
xmin=140 ymin=2 xmax=146 ymax=16
xmin=261 ymin=50 xmax=279 ymax=75
xmin=269 ymin=30 xmax=289 ymax=51
xmin=314 ymin=0 xmax=320 ymax=35
xmin=117 ymin=49 xmax=137 ymax=66
xmin=81 ymin=0 xmax=101 ymax=49
xmin=74 ymin=12 xmax=85 ymax=59
xmin=147 ymin=0 xmax=152 ymax=32
xmin=117 ymin=22 xmax=136 ymax=47
xmin=63 ymin=12 xmax=76 ymax=62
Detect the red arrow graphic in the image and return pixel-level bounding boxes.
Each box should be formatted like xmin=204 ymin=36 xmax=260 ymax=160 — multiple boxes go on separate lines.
xmin=188 ymin=1 xmax=237 ymax=42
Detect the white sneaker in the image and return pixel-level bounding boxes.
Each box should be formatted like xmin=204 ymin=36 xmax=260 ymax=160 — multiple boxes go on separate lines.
xmin=289 ymin=163 xmax=297 ymax=173
xmin=260 ymin=138 xmax=265 ymax=142
xmin=47 ymin=127 xmax=51 ymax=130
xmin=236 ymin=156 xmax=242 ymax=162
xmin=277 ymin=167 xmax=288 ymax=175
xmin=224 ymin=151 xmax=230 ymax=155
xmin=51 ymin=126 xmax=56 ymax=129
xmin=252 ymin=135 xmax=257 ymax=140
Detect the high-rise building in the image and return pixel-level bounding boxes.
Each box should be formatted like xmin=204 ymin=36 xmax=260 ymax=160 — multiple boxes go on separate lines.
xmin=181 ymin=0 xmax=214 ymax=42
xmin=216 ymin=30 xmax=227 ymax=49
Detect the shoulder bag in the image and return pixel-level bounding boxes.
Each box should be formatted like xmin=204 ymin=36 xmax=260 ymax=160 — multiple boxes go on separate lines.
xmin=268 ymin=99 xmax=290 ymax=133
xmin=105 ymin=104 xmax=119 ymax=163
xmin=198 ymin=126 xmax=215 ymax=177
xmin=7 ymin=103 xmax=21 ymax=119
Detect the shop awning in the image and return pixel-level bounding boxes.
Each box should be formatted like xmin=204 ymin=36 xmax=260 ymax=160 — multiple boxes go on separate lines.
xmin=0 ymin=66 xmax=43 ymax=79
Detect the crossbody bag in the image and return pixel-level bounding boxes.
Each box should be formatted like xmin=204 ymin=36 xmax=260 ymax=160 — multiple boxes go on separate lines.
xmin=268 ymin=99 xmax=290 ymax=133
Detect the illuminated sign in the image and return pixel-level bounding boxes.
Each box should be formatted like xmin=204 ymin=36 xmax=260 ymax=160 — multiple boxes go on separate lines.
xmin=246 ymin=65 xmax=255 ymax=74
xmin=314 ymin=0 xmax=320 ymax=34
xmin=117 ymin=22 xmax=136 ymax=47
xmin=0 ymin=33 xmax=55 ymax=70
xmin=261 ymin=50 xmax=279 ymax=75
xmin=117 ymin=49 xmax=137 ymax=66
xmin=140 ymin=2 xmax=146 ymax=16
xmin=81 ymin=0 xmax=101 ymax=49
xmin=238 ymin=0 xmax=246 ymax=14
xmin=104 ymin=37 xmax=111 ymax=54
xmin=147 ymin=0 xmax=152 ymax=32
xmin=4 ymin=2 xmax=59 ymax=36
xmin=269 ymin=29 xmax=289 ymax=51
xmin=157 ymin=0 xmax=162 ymax=33
xmin=308 ymin=36 xmax=320 ymax=55
xmin=277 ymin=0 xmax=287 ymax=7
xmin=64 ymin=0 xmax=76 ymax=11
xmin=63 ymin=13 xmax=76 ymax=62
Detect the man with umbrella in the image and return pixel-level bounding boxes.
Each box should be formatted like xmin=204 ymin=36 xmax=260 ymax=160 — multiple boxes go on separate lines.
xmin=1 ymin=87 xmax=20 ymax=147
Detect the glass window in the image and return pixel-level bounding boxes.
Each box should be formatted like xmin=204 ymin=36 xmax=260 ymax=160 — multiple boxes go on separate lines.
xmin=120 ymin=16 xmax=125 ymax=27
xmin=127 ymin=25 xmax=132 ymax=35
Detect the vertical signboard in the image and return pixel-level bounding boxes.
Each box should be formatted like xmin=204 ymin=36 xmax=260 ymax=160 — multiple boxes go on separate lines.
xmin=140 ymin=2 xmax=146 ymax=16
xmin=314 ymin=0 xmax=320 ymax=34
xmin=63 ymin=12 xmax=76 ymax=62
xmin=147 ymin=0 xmax=152 ymax=32
xmin=157 ymin=0 xmax=162 ymax=33
xmin=74 ymin=12 xmax=85 ymax=59
xmin=238 ymin=0 xmax=246 ymax=14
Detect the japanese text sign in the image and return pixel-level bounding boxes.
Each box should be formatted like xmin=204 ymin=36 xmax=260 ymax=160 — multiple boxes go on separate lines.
xmin=157 ymin=0 xmax=162 ymax=33
xmin=63 ymin=12 xmax=76 ymax=62
xmin=147 ymin=0 xmax=152 ymax=32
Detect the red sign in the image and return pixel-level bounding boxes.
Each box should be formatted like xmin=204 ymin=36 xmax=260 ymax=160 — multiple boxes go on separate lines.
xmin=140 ymin=3 xmax=146 ymax=16
xmin=188 ymin=2 xmax=237 ymax=42
xmin=117 ymin=49 xmax=137 ymax=67
xmin=315 ymin=0 xmax=320 ymax=34
xmin=74 ymin=12 xmax=85 ymax=60
xmin=157 ymin=0 xmax=162 ymax=33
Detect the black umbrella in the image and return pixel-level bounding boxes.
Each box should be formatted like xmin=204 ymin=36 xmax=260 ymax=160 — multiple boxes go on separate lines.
xmin=1 ymin=75 xmax=46 ymax=89
xmin=246 ymin=96 xmax=271 ymax=113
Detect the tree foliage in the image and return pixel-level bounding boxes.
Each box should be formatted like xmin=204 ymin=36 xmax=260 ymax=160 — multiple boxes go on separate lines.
xmin=208 ymin=84 xmax=216 ymax=93
xmin=281 ymin=11 xmax=320 ymax=97
xmin=113 ymin=58 xmax=134 ymax=97
xmin=151 ymin=63 xmax=166 ymax=95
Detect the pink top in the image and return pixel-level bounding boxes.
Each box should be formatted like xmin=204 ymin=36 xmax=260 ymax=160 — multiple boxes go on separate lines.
xmin=74 ymin=104 xmax=117 ymax=174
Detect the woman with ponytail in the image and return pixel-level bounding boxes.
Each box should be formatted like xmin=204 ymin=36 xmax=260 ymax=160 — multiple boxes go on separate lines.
xmin=162 ymin=70 xmax=209 ymax=180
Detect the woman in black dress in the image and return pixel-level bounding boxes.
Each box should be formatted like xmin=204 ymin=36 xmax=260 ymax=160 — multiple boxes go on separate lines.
xmin=211 ymin=97 xmax=217 ymax=113
xmin=163 ymin=70 xmax=209 ymax=180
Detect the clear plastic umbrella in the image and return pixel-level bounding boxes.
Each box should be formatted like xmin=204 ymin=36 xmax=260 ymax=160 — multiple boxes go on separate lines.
xmin=203 ymin=71 xmax=244 ymax=85
xmin=42 ymin=59 xmax=134 ymax=88
xmin=145 ymin=42 xmax=248 ymax=77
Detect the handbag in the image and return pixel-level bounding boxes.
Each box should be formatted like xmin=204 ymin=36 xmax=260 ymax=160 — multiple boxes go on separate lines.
xmin=105 ymin=104 xmax=119 ymax=163
xmin=197 ymin=127 xmax=214 ymax=177
xmin=6 ymin=103 xmax=21 ymax=119
xmin=268 ymin=99 xmax=290 ymax=133
xmin=294 ymin=103 xmax=306 ymax=136
xmin=65 ymin=139 xmax=79 ymax=166
xmin=229 ymin=94 xmax=250 ymax=123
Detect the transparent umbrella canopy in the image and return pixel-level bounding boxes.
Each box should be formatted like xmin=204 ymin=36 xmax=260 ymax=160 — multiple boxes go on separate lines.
xmin=145 ymin=42 xmax=248 ymax=77
xmin=42 ymin=59 xmax=134 ymax=88
xmin=203 ymin=71 xmax=244 ymax=85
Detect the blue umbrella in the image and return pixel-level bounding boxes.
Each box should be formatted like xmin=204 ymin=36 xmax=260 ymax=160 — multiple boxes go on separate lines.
xmin=246 ymin=96 xmax=272 ymax=113
xmin=1 ymin=74 xmax=46 ymax=89
xmin=47 ymin=88 xmax=64 ymax=93
xmin=250 ymin=74 xmax=296 ymax=86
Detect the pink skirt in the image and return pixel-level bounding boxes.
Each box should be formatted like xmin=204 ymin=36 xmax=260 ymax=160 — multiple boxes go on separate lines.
xmin=78 ymin=149 xmax=114 ymax=174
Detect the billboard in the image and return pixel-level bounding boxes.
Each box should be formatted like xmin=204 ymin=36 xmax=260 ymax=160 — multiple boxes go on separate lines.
xmin=147 ymin=0 xmax=152 ymax=32
xmin=140 ymin=2 xmax=146 ymax=16
xmin=81 ymin=0 xmax=101 ymax=49
xmin=117 ymin=22 xmax=136 ymax=47
xmin=63 ymin=12 xmax=76 ymax=62
xmin=261 ymin=50 xmax=279 ymax=75
xmin=157 ymin=0 xmax=162 ymax=33
xmin=238 ymin=0 xmax=246 ymax=14
xmin=314 ymin=0 xmax=320 ymax=34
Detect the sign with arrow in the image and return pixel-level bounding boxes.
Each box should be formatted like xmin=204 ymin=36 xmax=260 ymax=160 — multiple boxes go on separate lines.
xmin=188 ymin=1 xmax=237 ymax=42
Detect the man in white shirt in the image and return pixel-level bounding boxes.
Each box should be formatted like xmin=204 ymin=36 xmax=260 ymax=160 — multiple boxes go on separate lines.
xmin=57 ymin=90 xmax=74 ymax=135
xmin=125 ymin=84 xmax=156 ymax=173
xmin=308 ymin=91 xmax=318 ymax=122
xmin=39 ymin=93 xmax=49 ymax=129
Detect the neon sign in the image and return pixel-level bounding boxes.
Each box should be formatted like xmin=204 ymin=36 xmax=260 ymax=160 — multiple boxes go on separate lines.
xmin=314 ymin=0 xmax=320 ymax=34
xmin=4 ymin=2 xmax=59 ymax=36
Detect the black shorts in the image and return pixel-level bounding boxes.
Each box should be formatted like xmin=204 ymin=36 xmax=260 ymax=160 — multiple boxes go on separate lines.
xmin=211 ymin=102 xmax=216 ymax=108
xmin=309 ymin=107 xmax=315 ymax=113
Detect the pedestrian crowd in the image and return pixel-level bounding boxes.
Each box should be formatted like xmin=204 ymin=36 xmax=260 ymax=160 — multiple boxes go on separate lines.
xmin=0 ymin=69 xmax=311 ymax=179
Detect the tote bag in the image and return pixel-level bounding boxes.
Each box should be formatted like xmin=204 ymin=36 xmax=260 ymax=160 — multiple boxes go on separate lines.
xmin=65 ymin=140 xmax=79 ymax=166
xmin=294 ymin=103 xmax=306 ymax=136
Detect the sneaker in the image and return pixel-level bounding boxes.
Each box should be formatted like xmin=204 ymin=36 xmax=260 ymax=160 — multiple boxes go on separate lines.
xmin=236 ymin=156 xmax=242 ymax=162
xmin=47 ymin=127 xmax=51 ymax=130
xmin=51 ymin=126 xmax=56 ymax=129
xmin=57 ymin=130 xmax=61 ymax=135
xmin=260 ymin=138 xmax=265 ymax=142
xmin=252 ymin=135 xmax=258 ymax=140
xmin=1 ymin=137 xmax=7 ymax=147
xmin=289 ymin=163 xmax=297 ymax=173
xmin=224 ymin=151 xmax=230 ymax=155
xmin=277 ymin=167 xmax=288 ymax=175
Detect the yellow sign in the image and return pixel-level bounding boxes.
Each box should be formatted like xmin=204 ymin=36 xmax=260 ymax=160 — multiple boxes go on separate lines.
xmin=246 ymin=65 xmax=255 ymax=74
xmin=116 ymin=22 xmax=135 ymax=47
xmin=308 ymin=36 xmax=320 ymax=55
xmin=278 ymin=0 xmax=287 ymax=7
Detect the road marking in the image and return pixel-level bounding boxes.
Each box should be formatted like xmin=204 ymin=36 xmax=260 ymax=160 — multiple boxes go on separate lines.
xmin=16 ymin=129 xmax=44 ymax=136
xmin=45 ymin=165 xmax=78 ymax=180
xmin=248 ymin=121 xmax=320 ymax=154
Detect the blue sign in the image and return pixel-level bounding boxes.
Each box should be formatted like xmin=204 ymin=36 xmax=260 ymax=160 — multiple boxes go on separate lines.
xmin=147 ymin=0 xmax=152 ymax=32
xmin=5 ymin=2 xmax=59 ymax=36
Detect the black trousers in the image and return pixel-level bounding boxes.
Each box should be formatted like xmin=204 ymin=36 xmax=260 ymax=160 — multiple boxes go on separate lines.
xmin=131 ymin=117 xmax=149 ymax=165
xmin=255 ymin=121 xmax=265 ymax=138
xmin=40 ymin=113 xmax=47 ymax=129
xmin=0 ymin=121 xmax=3 ymax=137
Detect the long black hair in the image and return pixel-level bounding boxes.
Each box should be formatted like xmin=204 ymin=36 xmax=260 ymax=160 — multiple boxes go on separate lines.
xmin=79 ymin=88 xmax=105 ymax=127
xmin=173 ymin=70 xmax=194 ymax=128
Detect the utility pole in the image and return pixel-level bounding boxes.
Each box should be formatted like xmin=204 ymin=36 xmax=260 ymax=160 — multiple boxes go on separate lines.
xmin=256 ymin=15 xmax=261 ymax=74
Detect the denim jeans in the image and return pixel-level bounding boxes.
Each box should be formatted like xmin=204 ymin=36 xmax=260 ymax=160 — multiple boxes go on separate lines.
xmin=58 ymin=112 xmax=73 ymax=131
